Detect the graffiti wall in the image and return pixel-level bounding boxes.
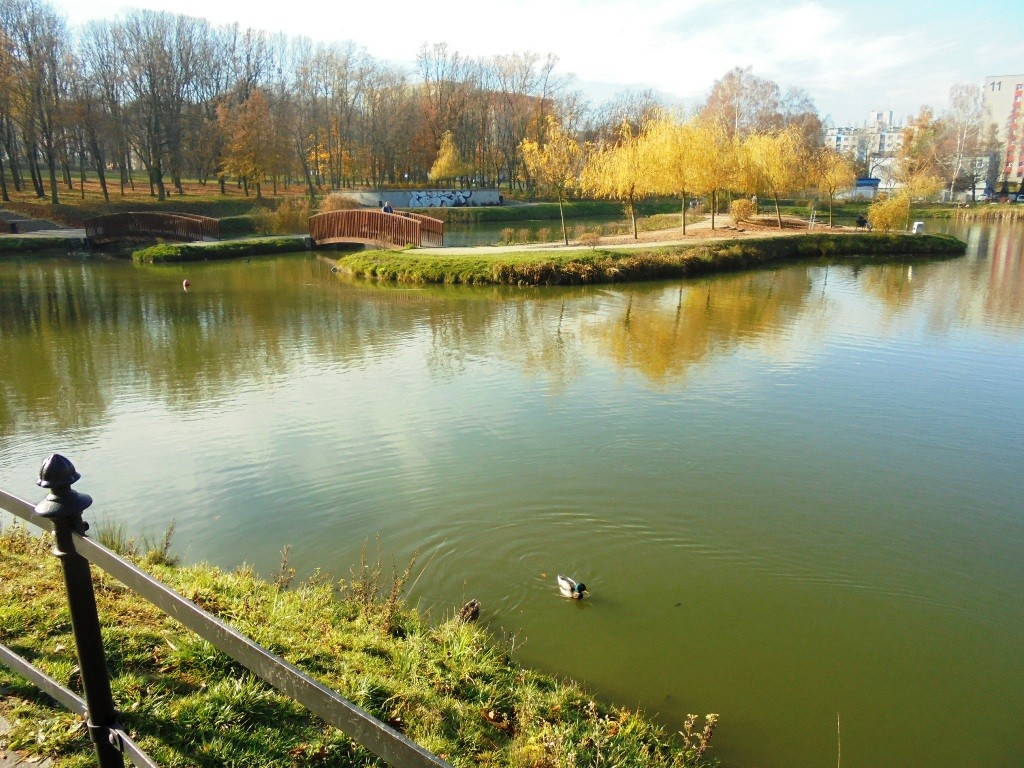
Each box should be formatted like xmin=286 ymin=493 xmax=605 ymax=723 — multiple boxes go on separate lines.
xmin=407 ymin=189 xmax=501 ymax=207
xmin=337 ymin=189 xmax=503 ymax=208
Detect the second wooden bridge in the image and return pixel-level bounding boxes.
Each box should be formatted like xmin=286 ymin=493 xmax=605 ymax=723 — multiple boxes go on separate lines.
xmin=308 ymin=210 xmax=443 ymax=249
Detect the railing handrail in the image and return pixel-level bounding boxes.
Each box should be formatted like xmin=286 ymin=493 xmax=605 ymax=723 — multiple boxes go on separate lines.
xmin=85 ymin=213 xmax=220 ymax=244
xmin=308 ymin=209 xmax=444 ymax=248
xmin=0 ymin=643 xmax=157 ymax=768
xmin=0 ymin=478 xmax=452 ymax=768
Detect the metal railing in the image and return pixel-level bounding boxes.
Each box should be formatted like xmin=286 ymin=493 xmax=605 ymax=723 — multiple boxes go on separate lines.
xmin=0 ymin=455 xmax=452 ymax=768
xmin=85 ymin=213 xmax=221 ymax=245
xmin=308 ymin=210 xmax=444 ymax=248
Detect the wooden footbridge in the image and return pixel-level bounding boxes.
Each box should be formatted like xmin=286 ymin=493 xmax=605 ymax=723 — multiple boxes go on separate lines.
xmin=85 ymin=212 xmax=220 ymax=245
xmin=308 ymin=209 xmax=443 ymax=248
xmin=80 ymin=208 xmax=443 ymax=250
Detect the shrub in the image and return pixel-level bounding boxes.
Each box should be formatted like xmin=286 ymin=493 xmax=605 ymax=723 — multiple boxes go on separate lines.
xmin=730 ymin=199 xmax=754 ymax=223
xmin=273 ymin=197 xmax=311 ymax=234
xmin=318 ymin=191 xmax=361 ymax=213
xmin=868 ymin=193 xmax=910 ymax=233
xmin=577 ymin=231 xmax=601 ymax=249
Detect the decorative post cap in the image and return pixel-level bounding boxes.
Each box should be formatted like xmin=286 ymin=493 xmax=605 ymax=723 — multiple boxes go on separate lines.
xmin=35 ymin=454 xmax=92 ymax=521
xmin=37 ymin=453 xmax=81 ymax=488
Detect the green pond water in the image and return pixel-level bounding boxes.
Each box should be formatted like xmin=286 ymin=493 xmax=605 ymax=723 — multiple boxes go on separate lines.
xmin=1 ymin=221 xmax=1021 ymax=766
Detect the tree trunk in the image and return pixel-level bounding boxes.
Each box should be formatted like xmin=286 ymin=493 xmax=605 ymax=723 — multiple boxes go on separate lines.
xmin=711 ymin=190 xmax=717 ymax=230
xmin=774 ymin=193 xmax=783 ymax=229
xmin=45 ymin=149 xmax=59 ymax=205
xmin=681 ymin=193 xmax=687 ymax=235
xmin=557 ymin=194 xmax=568 ymax=245
xmin=28 ymin=146 xmax=45 ymax=198
xmin=628 ymin=197 xmax=638 ymax=239
xmin=0 ymin=154 xmax=9 ymax=202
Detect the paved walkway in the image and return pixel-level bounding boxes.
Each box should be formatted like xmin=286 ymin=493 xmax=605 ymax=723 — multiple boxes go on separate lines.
xmin=0 ymin=713 xmax=54 ymax=767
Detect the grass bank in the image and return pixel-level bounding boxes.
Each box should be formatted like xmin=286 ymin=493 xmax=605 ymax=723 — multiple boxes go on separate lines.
xmin=0 ymin=236 xmax=85 ymax=257
xmin=132 ymin=236 xmax=310 ymax=263
xmin=0 ymin=526 xmax=719 ymax=767
xmin=337 ymin=232 xmax=967 ymax=286
xmin=950 ymin=202 xmax=1024 ymax=220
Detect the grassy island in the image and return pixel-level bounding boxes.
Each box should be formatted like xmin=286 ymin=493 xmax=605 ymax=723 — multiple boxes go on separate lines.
xmin=0 ymin=526 xmax=719 ymax=767
xmin=336 ymin=232 xmax=967 ymax=286
xmin=131 ymin=236 xmax=311 ymax=264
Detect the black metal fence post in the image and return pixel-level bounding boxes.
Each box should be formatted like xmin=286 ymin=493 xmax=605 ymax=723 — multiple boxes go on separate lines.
xmin=34 ymin=454 xmax=125 ymax=768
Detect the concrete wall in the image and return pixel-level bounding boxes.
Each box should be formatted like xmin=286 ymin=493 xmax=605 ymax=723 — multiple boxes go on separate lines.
xmin=333 ymin=189 xmax=504 ymax=208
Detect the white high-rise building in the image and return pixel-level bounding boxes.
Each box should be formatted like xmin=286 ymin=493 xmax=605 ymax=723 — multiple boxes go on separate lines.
xmin=983 ymin=75 xmax=1024 ymax=187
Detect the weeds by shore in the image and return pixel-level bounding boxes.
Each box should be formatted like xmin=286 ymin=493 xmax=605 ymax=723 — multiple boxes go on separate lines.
xmin=0 ymin=525 xmax=719 ymax=767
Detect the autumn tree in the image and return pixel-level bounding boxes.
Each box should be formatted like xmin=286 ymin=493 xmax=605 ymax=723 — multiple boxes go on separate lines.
xmin=896 ymin=107 xmax=944 ymax=225
xmin=688 ymin=118 xmax=740 ymax=230
xmin=218 ymin=88 xmax=282 ymax=198
xmin=428 ymin=129 xmax=472 ymax=184
xmin=813 ymin=147 xmax=856 ymax=226
xmin=519 ymin=116 xmax=582 ymax=245
xmin=703 ymin=66 xmax=772 ymax=138
xmin=492 ymin=51 xmax=561 ymax=190
xmin=745 ymin=126 xmax=810 ymax=228
xmin=644 ymin=115 xmax=702 ymax=233
xmin=580 ymin=121 xmax=656 ymax=239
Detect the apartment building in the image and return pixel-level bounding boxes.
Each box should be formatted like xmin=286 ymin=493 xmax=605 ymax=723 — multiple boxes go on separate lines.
xmin=983 ymin=75 xmax=1024 ymax=187
xmin=825 ymin=111 xmax=905 ymax=190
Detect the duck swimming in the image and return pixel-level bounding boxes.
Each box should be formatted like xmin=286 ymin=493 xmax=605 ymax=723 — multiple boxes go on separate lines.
xmin=557 ymin=575 xmax=588 ymax=599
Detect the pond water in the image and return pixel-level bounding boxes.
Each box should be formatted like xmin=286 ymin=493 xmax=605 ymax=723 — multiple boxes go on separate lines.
xmin=1 ymin=221 xmax=1021 ymax=767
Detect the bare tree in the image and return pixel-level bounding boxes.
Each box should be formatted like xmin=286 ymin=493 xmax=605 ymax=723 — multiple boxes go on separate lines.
xmin=941 ymin=83 xmax=986 ymax=199
xmin=3 ymin=0 xmax=69 ymax=203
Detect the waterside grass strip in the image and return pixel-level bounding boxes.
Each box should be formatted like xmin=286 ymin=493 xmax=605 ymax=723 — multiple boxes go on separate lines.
xmin=0 ymin=236 xmax=85 ymax=256
xmin=0 ymin=527 xmax=719 ymax=767
xmin=338 ymin=232 xmax=967 ymax=286
xmin=132 ymin=236 xmax=310 ymax=263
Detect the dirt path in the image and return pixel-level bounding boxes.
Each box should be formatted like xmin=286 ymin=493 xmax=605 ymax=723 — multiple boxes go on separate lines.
xmin=418 ymin=215 xmax=841 ymax=256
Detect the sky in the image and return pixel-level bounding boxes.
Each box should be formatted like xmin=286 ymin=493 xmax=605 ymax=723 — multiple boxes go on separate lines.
xmin=50 ymin=0 xmax=1018 ymax=127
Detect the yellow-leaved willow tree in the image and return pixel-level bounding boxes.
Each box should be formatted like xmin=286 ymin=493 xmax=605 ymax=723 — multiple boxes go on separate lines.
xmin=813 ymin=147 xmax=856 ymax=227
xmin=580 ymin=121 xmax=657 ymax=239
xmin=688 ymin=118 xmax=741 ymax=230
xmin=428 ymin=130 xmax=473 ymax=186
xmin=519 ymin=116 xmax=583 ymax=245
xmin=645 ymin=115 xmax=703 ymax=234
xmin=744 ymin=125 xmax=809 ymax=229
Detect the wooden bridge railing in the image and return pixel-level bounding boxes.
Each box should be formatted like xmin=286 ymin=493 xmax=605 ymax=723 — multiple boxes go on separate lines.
xmin=396 ymin=211 xmax=444 ymax=247
xmin=85 ymin=213 xmax=220 ymax=245
xmin=0 ymin=454 xmax=453 ymax=768
xmin=308 ymin=209 xmax=443 ymax=248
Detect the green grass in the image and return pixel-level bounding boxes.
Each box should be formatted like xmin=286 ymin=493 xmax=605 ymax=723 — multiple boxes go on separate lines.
xmin=132 ymin=237 xmax=309 ymax=263
xmin=0 ymin=525 xmax=719 ymax=767
xmin=337 ymin=233 xmax=967 ymax=286
xmin=0 ymin=236 xmax=85 ymax=256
